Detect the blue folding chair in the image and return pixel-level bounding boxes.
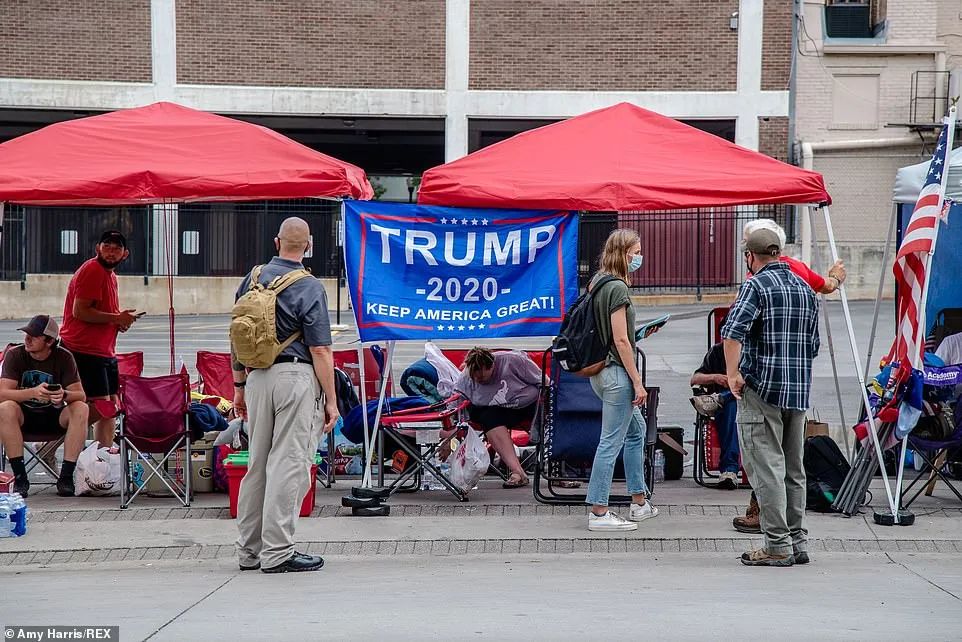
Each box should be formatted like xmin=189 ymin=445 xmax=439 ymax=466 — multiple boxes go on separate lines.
xmin=533 ymin=348 xmax=658 ymax=505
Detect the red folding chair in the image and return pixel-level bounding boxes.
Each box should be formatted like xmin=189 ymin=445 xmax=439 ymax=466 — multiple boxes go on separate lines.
xmin=116 ymin=351 xmax=144 ymax=377
xmin=117 ymin=372 xmax=192 ymax=508
xmin=333 ymin=347 xmax=394 ymax=401
xmin=195 ymin=350 xmax=233 ymax=399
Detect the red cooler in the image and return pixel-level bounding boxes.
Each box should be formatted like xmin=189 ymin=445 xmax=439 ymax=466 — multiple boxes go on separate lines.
xmin=224 ymin=452 xmax=319 ymax=518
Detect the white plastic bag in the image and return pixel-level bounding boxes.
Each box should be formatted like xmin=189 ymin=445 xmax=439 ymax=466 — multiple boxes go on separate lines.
xmin=425 ymin=341 xmax=460 ymax=397
xmin=74 ymin=441 xmax=122 ymax=496
xmin=447 ymin=428 xmax=490 ymax=493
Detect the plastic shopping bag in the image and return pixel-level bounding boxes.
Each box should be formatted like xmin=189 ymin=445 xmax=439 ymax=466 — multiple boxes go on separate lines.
xmin=74 ymin=441 xmax=122 ymax=496
xmin=447 ymin=428 xmax=490 ymax=493
xmin=425 ymin=342 xmax=460 ymax=397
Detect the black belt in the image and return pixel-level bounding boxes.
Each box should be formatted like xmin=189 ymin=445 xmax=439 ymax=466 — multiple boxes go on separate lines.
xmin=274 ymin=355 xmax=312 ymax=365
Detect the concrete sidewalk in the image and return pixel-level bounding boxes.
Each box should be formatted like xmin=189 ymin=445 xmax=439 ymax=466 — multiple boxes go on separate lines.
xmin=3 ymin=475 xmax=960 ymax=568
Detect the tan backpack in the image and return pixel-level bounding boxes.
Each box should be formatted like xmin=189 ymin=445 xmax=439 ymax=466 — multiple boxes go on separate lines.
xmin=229 ymin=265 xmax=314 ymax=369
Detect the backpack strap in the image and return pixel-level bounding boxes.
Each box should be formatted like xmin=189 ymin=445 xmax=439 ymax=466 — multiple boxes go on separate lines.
xmin=268 ymin=268 xmax=316 ymax=354
xmin=247 ymin=265 xmax=265 ymax=291
xmin=587 ymin=274 xmax=619 ymax=297
xmin=267 ymin=268 xmax=313 ymax=293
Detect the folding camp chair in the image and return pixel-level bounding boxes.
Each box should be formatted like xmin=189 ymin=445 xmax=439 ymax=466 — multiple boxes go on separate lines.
xmin=901 ymin=424 xmax=962 ymax=507
xmin=195 ymin=350 xmax=233 ymax=399
xmin=116 ymin=351 xmax=144 ymax=377
xmin=0 ymin=344 xmax=64 ymax=488
xmin=376 ymin=393 xmax=473 ymax=501
xmin=533 ymin=348 xmax=659 ymax=505
xmin=117 ymin=372 xmax=192 ymax=508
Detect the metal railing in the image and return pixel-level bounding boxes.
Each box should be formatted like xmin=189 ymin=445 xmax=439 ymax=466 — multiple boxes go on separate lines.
xmin=578 ymin=205 xmax=793 ymax=295
xmin=0 ymin=199 xmax=341 ymax=282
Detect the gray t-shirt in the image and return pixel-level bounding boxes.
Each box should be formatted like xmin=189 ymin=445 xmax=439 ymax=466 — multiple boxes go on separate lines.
xmin=235 ymin=257 xmax=332 ymax=363
xmin=454 ymin=351 xmax=542 ymax=408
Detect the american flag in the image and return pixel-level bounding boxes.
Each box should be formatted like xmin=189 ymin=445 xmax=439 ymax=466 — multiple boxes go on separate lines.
xmin=891 ymin=120 xmax=953 ymax=370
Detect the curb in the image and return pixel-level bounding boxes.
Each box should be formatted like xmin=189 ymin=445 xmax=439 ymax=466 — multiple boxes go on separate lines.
xmin=1 ymin=537 xmax=960 ymax=567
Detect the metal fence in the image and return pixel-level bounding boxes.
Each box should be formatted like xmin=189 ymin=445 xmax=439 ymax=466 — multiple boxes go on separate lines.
xmin=3 ymin=200 xmax=792 ymax=297
xmin=578 ymin=205 xmax=794 ymax=295
xmin=0 ymin=199 xmax=341 ymax=282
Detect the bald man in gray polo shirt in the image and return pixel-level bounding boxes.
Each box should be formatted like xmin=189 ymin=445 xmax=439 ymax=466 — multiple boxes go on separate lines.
xmin=231 ymin=217 xmax=338 ymax=574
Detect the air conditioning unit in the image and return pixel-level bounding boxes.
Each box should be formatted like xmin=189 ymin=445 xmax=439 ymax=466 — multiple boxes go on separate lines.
xmin=825 ymin=2 xmax=872 ymax=38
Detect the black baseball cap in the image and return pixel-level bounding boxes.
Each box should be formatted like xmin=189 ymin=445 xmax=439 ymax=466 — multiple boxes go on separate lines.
xmin=99 ymin=230 xmax=127 ymax=248
xmin=18 ymin=314 xmax=60 ymax=340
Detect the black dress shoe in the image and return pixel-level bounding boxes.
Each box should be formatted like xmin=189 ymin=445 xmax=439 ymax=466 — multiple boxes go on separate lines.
xmin=13 ymin=476 xmax=29 ymax=498
xmin=56 ymin=477 xmax=75 ymax=497
xmin=261 ymin=551 xmax=324 ymax=574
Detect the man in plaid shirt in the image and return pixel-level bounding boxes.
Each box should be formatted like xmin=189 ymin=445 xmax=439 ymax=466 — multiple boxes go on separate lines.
xmin=722 ymin=227 xmax=820 ymax=567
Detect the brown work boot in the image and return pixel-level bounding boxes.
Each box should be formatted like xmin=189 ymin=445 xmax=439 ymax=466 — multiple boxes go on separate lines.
xmin=740 ymin=548 xmax=794 ymax=567
xmin=732 ymin=493 xmax=761 ymax=534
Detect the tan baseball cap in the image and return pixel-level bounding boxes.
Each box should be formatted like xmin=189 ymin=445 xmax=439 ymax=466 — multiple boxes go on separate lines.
xmin=743 ymin=228 xmax=783 ymax=256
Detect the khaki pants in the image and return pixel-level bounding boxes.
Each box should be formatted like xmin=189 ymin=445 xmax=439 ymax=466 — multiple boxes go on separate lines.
xmin=236 ymin=362 xmax=321 ymax=569
xmin=737 ymin=386 xmax=808 ymax=556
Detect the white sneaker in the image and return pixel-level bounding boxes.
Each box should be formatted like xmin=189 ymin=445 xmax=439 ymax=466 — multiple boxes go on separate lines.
xmin=628 ymin=502 xmax=659 ymax=522
xmin=588 ymin=511 xmax=638 ymax=531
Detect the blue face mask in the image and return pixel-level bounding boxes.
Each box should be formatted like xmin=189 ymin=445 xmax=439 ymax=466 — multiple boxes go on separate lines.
xmin=628 ymin=254 xmax=644 ymax=273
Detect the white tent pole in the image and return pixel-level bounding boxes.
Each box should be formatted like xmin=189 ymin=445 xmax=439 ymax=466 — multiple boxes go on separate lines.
xmin=864 ymin=204 xmax=897 ymax=381
xmin=361 ymin=341 xmax=396 ymax=489
xmin=358 ymin=345 xmax=372 ymax=487
xmin=807 ymin=206 xmax=849 ymax=454
xmin=820 ymin=205 xmax=899 ymax=515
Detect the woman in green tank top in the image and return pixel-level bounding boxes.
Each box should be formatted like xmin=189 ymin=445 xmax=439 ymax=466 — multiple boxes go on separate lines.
xmin=585 ymin=229 xmax=659 ymax=532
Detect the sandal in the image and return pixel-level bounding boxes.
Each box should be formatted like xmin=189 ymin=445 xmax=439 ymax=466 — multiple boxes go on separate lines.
xmin=502 ymin=473 xmax=529 ymax=489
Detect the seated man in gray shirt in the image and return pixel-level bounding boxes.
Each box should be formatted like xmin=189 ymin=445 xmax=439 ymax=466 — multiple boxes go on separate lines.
xmin=455 ymin=347 xmax=542 ymax=488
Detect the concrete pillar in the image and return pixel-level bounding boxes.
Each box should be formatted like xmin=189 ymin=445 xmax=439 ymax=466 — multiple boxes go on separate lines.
xmin=445 ymin=0 xmax=470 ymax=161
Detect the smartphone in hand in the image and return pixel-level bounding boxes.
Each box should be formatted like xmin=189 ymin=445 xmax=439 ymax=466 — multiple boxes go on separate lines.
xmin=46 ymin=383 xmax=62 ymax=392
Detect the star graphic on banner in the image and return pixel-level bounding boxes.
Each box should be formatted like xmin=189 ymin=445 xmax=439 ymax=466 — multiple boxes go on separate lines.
xmin=448 ymin=325 xmax=455 ymax=331
xmin=471 ymin=218 xmax=478 ymax=225
xmin=468 ymin=324 xmax=475 ymax=330
xmin=938 ymin=143 xmax=944 ymax=151
xmin=449 ymin=218 xmax=459 ymax=225
xmin=461 ymin=218 xmax=469 ymax=225
xmin=935 ymin=158 xmax=943 ymax=166
xmin=935 ymin=172 xmax=942 ymax=180
xmin=458 ymin=325 xmax=465 ymax=330
xmin=437 ymin=324 xmax=445 ymax=331
xmin=481 ymin=219 xmax=489 ymax=226
xmin=478 ymin=323 xmax=486 ymax=329
xmin=440 ymin=217 xmax=448 ymax=224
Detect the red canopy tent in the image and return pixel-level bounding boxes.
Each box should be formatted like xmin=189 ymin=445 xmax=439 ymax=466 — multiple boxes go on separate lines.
xmin=0 ymin=101 xmax=373 ymax=371
xmin=418 ymin=102 xmax=828 ymax=211
xmin=0 ymin=101 xmax=373 ymax=205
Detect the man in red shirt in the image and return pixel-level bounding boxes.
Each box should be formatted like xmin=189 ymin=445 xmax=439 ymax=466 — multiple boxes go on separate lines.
xmin=60 ymin=230 xmax=142 ymax=447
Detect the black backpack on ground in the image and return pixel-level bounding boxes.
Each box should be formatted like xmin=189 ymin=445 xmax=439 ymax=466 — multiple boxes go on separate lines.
xmin=552 ymin=275 xmax=618 ymax=376
xmin=804 ymin=435 xmax=850 ymax=512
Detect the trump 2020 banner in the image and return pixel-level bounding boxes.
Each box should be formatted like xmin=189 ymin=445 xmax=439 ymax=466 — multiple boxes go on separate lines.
xmin=343 ymin=201 xmax=578 ymax=342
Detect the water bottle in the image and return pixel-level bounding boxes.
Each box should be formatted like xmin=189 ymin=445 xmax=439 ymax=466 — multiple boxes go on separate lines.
xmin=0 ymin=497 xmax=12 ymax=538
xmin=8 ymin=493 xmax=26 ymax=537
xmin=653 ymin=450 xmax=666 ymax=484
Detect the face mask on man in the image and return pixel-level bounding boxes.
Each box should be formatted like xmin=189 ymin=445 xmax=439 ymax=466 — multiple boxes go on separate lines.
xmin=628 ymin=254 xmax=644 ymax=273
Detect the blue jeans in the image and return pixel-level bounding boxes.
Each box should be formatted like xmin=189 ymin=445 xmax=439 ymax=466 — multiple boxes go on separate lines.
xmin=715 ymin=391 xmax=740 ymax=473
xmin=586 ymin=364 xmax=648 ymax=506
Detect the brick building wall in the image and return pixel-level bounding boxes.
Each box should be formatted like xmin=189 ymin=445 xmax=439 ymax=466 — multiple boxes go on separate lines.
xmin=468 ymin=0 xmax=740 ymax=91
xmin=758 ymin=116 xmax=789 ymax=162
xmin=761 ymin=0 xmax=792 ymax=91
xmin=176 ymin=0 xmax=445 ymax=88
xmin=0 ymin=0 xmax=151 ymax=82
